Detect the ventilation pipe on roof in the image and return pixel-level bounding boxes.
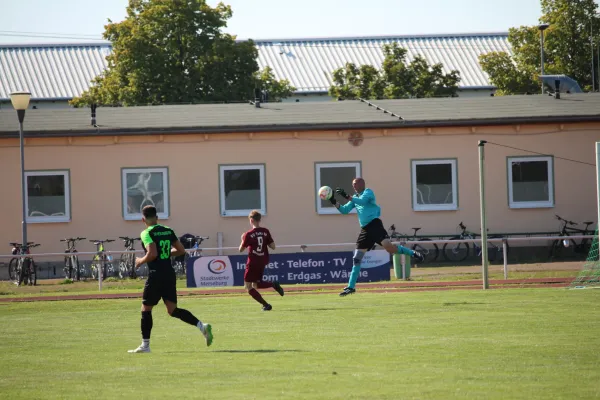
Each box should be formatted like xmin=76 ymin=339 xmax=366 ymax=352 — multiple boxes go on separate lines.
xmin=91 ymin=103 xmax=97 ymax=126
xmin=554 ymin=80 xmax=561 ymax=99
xmin=254 ymin=88 xmax=261 ymax=108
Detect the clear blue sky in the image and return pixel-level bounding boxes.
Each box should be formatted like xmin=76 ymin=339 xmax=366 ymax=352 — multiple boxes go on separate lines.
xmin=0 ymin=0 xmax=587 ymax=44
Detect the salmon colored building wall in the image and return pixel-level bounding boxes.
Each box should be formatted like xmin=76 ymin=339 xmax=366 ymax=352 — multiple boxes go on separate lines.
xmin=0 ymin=123 xmax=599 ymax=258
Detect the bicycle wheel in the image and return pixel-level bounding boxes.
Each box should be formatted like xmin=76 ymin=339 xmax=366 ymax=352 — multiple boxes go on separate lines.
xmin=182 ymin=253 xmax=191 ymax=276
xmin=71 ymin=254 xmax=81 ymax=281
xmin=127 ymin=253 xmax=137 ymax=279
xmin=548 ymin=239 xmax=561 ymax=260
xmin=104 ymin=255 xmax=114 ymax=279
xmin=119 ymin=253 xmax=133 ymax=279
xmin=172 ymin=254 xmax=184 ymax=277
xmin=487 ymin=236 xmax=510 ymax=263
xmin=549 ymin=234 xmax=573 ymax=260
xmin=90 ymin=256 xmax=101 ymax=280
xmin=28 ymin=260 xmax=37 ymax=286
xmin=580 ymin=238 xmax=592 ymax=256
xmin=412 ymin=238 xmax=439 ymax=264
xmin=81 ymin=259 xmax=92 ymax=280
xmin=137 ymin=264 xmax=148 ymax=278
xmin=443 ymin=237 xmax=470 ymax=262
xmin=18 ymin=258 xmax=29 ymax=286
xmin=172 ymin=259 xmax=184 ymax=276
xmin=63 ymin=255 xmax=73 ymax=279
xmin=8 ymin=258 xmax=18 ymax=283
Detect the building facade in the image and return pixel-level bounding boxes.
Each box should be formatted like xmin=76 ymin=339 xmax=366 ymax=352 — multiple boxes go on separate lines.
xmin=0 ymin=95 xmax=598 ymax=261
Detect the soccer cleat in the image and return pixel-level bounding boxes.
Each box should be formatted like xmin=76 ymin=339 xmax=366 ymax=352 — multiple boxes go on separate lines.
xmin=273 ymin=281 xmax=285 ymax=296
xmin=339 ymin=287 xmax=356 ymax=297
xmin=262 ymin=304 xmax=273 ymax=311
xmin=201 ymin=323 xmax=213 ymax=347
xmin=412 ymin=250 xmax=425 ymax=264
xmin=128 ymin=345 xmax=150 ymax=353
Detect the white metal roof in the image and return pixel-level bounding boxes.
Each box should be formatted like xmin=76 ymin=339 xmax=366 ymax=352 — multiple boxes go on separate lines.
xmin=256 ymin=33 xmax=511 ymax=92
xmin=0 ymin=33 xmax=511 ymax=100
xmin=0 ymin=43 xmax=111 ymax=100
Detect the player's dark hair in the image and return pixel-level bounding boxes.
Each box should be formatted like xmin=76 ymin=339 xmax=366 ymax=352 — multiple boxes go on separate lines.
xmin=249 ymin=210 xmax=261 ymax=221
xmin=142 ymin=205 xmax=157 ymax=219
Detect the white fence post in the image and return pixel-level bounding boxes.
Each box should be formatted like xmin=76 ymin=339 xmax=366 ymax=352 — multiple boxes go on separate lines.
xmin=217 ymin=232 xmax=223 ymax=256
xmin=502 ymin=239 xmax=508 ymax=280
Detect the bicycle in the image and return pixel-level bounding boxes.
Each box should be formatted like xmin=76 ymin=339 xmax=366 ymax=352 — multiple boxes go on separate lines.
xmin=172 ymin=235 xmax=209 ymax=276
xmin=8 ymin=242 xmax=32 ymax=283
xmin=548 ymin=215 xmax=595 ymax=260
xmin=8 ymin=242 xmax=40 ymax=286
xmin=389 ymin=225 xmax=439 ymax=264
xmin=118 ymin=236 xmax=141 ymax=279
xmin=60 ymin=237 xmax=86 ymax=281
xmin=442 ymin=222 xmax=508 ymax=263
xmin=89 ymin=239 xmax=115 ymax=280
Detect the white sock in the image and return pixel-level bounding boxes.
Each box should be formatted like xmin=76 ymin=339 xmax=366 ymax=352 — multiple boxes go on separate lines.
xmin=196 ymin=321 xmax=204 ymax=333
xmin=142 ymin=339 xmax=150 ymax=348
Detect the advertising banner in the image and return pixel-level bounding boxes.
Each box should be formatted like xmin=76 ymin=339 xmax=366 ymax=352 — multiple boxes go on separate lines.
xmin=186 ymin=250 xmax=391 ymax=288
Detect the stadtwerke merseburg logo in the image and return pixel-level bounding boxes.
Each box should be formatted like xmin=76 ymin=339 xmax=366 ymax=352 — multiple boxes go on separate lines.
xmin=207 ymin=259 xmax=227 ymax=274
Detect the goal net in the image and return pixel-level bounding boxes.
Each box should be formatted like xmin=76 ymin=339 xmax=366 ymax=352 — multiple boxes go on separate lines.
xmin=570 ymin=142 xmax=600 ymax=289
xmin=569 ymin=229 xmax=599 ymax=288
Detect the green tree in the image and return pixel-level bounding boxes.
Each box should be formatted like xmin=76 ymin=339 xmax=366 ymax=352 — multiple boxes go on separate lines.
xmin=328 ymin=63 xmax=385 ymax=100
xmin=479 ymin=52 xmax=540 ymax=96
xmin=328 ymin=43 xmax=460 ymax=100
xmin=254 ymin=66 xmax=296 ymax=102
xmin=479 ymin=0 xmax=600 ymax=95
xmin=71 ymin=0 xmax=294 ymax=107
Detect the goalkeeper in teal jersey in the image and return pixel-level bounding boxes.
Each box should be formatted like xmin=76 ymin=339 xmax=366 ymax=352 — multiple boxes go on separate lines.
xmin=329 ymin=178 xmax=424 ymax=296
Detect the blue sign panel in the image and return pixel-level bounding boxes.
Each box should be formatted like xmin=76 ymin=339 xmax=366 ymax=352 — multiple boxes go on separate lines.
xmin=186 ymin=250 xmax=391 ymax=288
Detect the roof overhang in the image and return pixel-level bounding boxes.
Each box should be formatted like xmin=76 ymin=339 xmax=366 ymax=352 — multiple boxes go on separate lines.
xmin=1 ymin=114 xmax=598 ymax=139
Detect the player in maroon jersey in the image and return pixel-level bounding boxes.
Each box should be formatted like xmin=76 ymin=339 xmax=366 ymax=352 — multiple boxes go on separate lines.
xmin=239 ymin=210 xmax=284 ymax=311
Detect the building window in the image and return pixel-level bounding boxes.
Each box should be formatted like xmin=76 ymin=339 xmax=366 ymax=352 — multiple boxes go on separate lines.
xmin=122 ymin=167 xmax=169 ymax=220
xmin=315 ymin=162 xmax=361 ymax=214
xmin=219 ymin=164 xmax=266 ymax=216
xmin=508 ymin=156 xmax=554 ymax=208
xmin=411 ymin=159 xmax=458 ymax=211
xmin=25 ymin=170 xmax=70 ymax=223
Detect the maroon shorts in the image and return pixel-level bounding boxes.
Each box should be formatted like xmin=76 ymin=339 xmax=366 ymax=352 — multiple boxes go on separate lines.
xmin=244 ymin=262 xmax=266 ymax=283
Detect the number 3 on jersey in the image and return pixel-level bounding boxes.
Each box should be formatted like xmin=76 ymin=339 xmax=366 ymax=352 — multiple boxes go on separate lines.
xmin=159 ymin=240 xmax=170 ymax=259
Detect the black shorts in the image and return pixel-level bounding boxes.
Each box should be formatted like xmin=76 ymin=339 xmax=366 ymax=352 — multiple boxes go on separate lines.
xmin=356 ymin=218 xmax=389 ymax=250
xmin=142 ymin=269 xmax=177 ymax=306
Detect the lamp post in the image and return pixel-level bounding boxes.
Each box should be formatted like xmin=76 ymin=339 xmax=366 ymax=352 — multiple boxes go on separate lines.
xmin=10 ymin=91 xmax=31 ymax=251
xmin=538 ymin=24 xmax=550 ymax=94
xmin=596 ymin=13 xmax=600 ymax=92
xmin=592 ymin=18 xmax=595 ymax=92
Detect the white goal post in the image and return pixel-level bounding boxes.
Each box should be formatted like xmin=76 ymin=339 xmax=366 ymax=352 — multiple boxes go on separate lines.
xmin=597 ymin=142 xmax=600 ymax=237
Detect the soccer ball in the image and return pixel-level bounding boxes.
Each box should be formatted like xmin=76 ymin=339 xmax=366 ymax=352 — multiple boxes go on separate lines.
xmin=318 ymin=186 xmax=333 ymax=200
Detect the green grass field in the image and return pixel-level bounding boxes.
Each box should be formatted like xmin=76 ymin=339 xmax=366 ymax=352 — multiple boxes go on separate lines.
xmin=1 ymin=288 xmax=599 ymax=399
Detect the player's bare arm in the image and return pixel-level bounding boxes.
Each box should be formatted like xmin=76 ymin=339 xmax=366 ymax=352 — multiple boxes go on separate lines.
xmin=268 ymin=241 xmax=276 ymax=251
xmin=136 ymin=242 xmax=157 ymax=267
xmin=171 ymin=240 xmax=186 ymax=257
xmin=239 ymin=233 xmax=247 ymax=252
